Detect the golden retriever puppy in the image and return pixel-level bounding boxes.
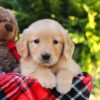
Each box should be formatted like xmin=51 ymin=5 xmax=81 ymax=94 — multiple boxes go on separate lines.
xmin=16 ymin=19 xmax=81 ymax=94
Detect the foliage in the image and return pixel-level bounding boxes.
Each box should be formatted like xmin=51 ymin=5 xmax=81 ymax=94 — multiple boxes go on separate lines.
xmin=0 ymin=0 xmax=100 ymax=98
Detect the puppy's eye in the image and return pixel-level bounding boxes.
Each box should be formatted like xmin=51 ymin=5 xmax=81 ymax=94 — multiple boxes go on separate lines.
xmin=34 ymin=39 xmax=40 ymax=44
xmin=53 ymin=40 xmax=59 ymax=44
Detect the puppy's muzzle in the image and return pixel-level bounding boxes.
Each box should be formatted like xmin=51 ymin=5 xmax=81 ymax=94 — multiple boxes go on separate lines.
xmin=41 ymin=53 xmax=51 ymax=62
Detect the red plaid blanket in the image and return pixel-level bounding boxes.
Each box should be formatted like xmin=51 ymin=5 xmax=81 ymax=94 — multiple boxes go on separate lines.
xmin=0 ymin=72 xmax=92 ymax=100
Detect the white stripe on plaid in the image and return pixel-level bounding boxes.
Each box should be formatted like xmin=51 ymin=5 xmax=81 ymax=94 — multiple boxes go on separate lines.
xmin=0 ymin=75 xmax=30 ymax=100
xmin=57 ymin=75 xmax=89 ymax=100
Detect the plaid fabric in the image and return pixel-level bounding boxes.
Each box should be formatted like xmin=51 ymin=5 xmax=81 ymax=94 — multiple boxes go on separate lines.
xmin=52 ymin=72 xmax=92 ymax=100
xmin=0 ymin=72 xmax=92 ymax=100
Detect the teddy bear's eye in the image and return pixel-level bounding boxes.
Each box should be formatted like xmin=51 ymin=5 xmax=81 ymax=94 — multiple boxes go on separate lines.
xmin=34 ymin=39 xmax=40 ymax=44
xmin=53 ymin=39 xmax=59 ymax=44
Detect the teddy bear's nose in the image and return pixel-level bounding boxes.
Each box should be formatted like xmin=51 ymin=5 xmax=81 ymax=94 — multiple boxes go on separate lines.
xmin=5 ymin=23 xmax=13 ymax=32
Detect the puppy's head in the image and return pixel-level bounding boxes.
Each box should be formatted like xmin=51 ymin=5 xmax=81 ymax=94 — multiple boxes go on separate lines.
xmin=16 ymin=19 xmax=74 ymax=67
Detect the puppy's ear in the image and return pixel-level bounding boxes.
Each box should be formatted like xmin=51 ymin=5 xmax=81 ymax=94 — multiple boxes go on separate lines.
xmin=16 ymin=33 xmax=28 ymax=59
xmin=63 ymin=30 xmax=74 ymax=59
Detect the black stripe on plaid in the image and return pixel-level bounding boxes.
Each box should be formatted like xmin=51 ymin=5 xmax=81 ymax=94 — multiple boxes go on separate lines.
xmin=0 ymin=75 xmax=21 ymax=100
xmin=8 ymin=75 xmax=25 ymax=100
xmin=52 ymin=72 xmax=91 ymax=100
xmin=0 ymin=88 xmax=9 ymax=100
xmin=15 ymin=76 xmax=38 ymax=100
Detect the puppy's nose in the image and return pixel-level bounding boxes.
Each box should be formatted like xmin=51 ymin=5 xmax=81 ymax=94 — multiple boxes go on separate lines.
xmin=42 ymin=53 xmax=51 ymax=61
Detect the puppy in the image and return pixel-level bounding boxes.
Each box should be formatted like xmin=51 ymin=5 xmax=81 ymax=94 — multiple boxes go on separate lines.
xmin=16 ymin=19 xmax=81 ymax=94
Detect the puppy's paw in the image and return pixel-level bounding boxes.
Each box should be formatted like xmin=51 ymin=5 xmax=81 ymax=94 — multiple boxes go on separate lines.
xmin=39 ymin=77 xmax=56 ymax=89
xmin=56 ymin=70 xmax=73 ymax=94
xmin=56 ymin=78 xmax=72 ymax=94
xmin=37 ymin=73 xmax=56 ymax=89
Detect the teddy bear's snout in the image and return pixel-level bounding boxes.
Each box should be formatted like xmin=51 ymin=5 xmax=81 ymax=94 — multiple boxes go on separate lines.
xmin=5 ymin=23 xmax=13 ymax=32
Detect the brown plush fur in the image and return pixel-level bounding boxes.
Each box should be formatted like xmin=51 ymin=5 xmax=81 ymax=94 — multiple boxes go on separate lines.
xmin=0 ymin=7 xmax=19 ymax=40
xmin=0 ymin=7 xmax=19 ymax=73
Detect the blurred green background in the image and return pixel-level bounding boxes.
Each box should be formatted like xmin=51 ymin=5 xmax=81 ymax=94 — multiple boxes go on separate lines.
xmin=0 ymin=0 xmax=100 ymax=99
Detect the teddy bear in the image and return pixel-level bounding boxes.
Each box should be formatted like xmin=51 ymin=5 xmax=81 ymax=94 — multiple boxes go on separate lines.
xmin=0 ymin=7 xmax=20 ymax=73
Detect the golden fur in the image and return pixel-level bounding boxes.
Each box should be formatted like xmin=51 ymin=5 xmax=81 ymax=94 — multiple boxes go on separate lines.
xmin=16 ymin=19 xmax=81 ymax=94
